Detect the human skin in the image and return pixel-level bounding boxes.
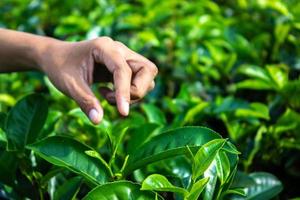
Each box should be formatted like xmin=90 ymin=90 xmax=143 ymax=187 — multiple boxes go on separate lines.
xmin=0 ymin=29 xmax=158 ymax=124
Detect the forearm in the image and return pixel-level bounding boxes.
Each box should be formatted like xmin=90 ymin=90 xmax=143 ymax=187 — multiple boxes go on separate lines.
xmin=0 ymin=28 xmax=57 ymax=73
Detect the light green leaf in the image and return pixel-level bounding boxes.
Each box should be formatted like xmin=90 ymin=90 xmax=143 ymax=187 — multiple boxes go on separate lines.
xmin=83 ymin=181 xmax=163 ymax=200
xmin=183 ymin=102 xmax=209 ymax=125
xmin=186 ymin=177 xmax=209 ymax=200
xmin=192 ymin=139 xmax=226 ymax=180
xmin=238 ymin=65 xmax=272 ymax=83
xmin=235 ymin=80 xmax=274 ymax=90
xmin=142 ymin=104 xmax=167 ymax=125
xmin=215 ymin=150 xmax=230 ymax=185
xmin=224 ymin=188 xmax=246 ymax=196
xmin=266 ymin=65 xmax=288 ymax=89
xmin=235 ymin=103 xmax=270 ymax=120
xmin=5 ymin=94 xmax=48 ymax=151
xmin=203 ymin=164 xmax=218 ymax=200
xmin=27 ymin=136 xmax=111 ymax=185
xmin=141 ymin=174 xmax=188 ymax=196
xmin=0 ymin=94 xmax=16 ymax=106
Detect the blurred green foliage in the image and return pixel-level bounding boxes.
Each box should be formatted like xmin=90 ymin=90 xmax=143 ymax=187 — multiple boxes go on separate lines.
xmin=1 ymin=0 xmax=300 ymax=199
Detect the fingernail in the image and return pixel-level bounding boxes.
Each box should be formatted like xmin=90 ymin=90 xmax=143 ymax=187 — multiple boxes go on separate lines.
xmin=120 ymin=97 xmax=129 ymax=116
xmin=89 ymin=108 xmax=103 ymax=124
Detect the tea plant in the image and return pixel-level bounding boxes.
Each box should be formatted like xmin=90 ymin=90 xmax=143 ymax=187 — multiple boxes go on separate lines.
xmin=1 ymin=0 xmax=300 ymax=198
xmin=0 ymin=94 xmax=282 ymax=199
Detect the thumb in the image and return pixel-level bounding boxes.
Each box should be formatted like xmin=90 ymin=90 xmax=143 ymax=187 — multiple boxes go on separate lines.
xmin=69 ymin=78 xmax=103 ymax=124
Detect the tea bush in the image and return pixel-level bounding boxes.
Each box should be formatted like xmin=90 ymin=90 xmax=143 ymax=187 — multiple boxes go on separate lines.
xmin=1 ymin=0 xmax=299 ymax=199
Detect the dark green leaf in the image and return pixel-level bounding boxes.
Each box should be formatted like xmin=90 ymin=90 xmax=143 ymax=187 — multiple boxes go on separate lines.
xmin=27 ymin=136 xmax=111 ymax=185
xmin=54 ymin=176 xmax=82 ymax=200
xmin=5 ymin=94 xmax=48 ymax=151
xmin=124 ymin=127 xmax=223 ymax=175
xmin=39 ymin=110 xmax=62 ymax=139
xmin=127 ymin=123 xmax=161 ymax=154
xmin=232 ymin=172 xmax=282 ymax=200
xmin=0 ymin=143 xmax=18 ymax=185
xmin=231 ymin=171 xmax=256 ymax=188
xmin=0 ymin=112 xmax=6 ymax=131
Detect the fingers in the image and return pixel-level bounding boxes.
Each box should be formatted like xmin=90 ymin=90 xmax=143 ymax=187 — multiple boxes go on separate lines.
xmin=127 ymin=59 xmax=158 ymax=100
xmin=100 ymin=86 xmax=151 ymax=104
xmin=114 ymin=41 xmax=158 ymax=101
xmin=67 ymin=76 xmax=103 ymax=124
xmin=92 ymin=37 xmax=158 ymax=116
xmin=92 ymin=39 xmax=132 ymax=116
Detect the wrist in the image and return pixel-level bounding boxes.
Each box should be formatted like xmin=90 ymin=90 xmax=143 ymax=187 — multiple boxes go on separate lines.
xmin=32 ymin=36 xmax=62 ymax=73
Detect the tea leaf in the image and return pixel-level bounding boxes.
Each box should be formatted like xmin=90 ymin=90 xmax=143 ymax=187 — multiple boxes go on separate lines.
xmin=6 ymin=94 xmax=48 ymax=151
xmin=27 ymin=136 xmax=111 ymax=185
xmin=83 ymin=181 xmax=163 ymax=200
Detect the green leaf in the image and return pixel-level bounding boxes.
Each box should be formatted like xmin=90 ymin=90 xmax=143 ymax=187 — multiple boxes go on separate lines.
xmin=238 ymin=65 xmax=272 ymax=83
xmin=0 ymin=112 xmax=6 ymax=131
xmin=39 ymin=110 xmax=62 ymax=139
xmin=203 ymin=164 xmax=218 ymax=200
xmin=124 ymin=127 xmax=223 ymax=175
xmin=142 ymin=104 xmax=167 ymax=125
xmin=183 ymin=102 xmax=209 ymax=125
xmin=266 ymin=65 xmax=288 ymax=89
xmin=54 ymin=176 xmax=82 ymax=200
xmin=0 ymin=113 xmax=6 ymax=142
xmin=0 ymin=93 xmax=16 ymax=106
xmin=280 ymin=79 xmax=300 ymax=109
xmin=235 ymin=80 xmax=274 ymax=90
xmin=186 ymin=177 xmax=209 ymax=200
xmin=192 ymin=139 xmax=226 ymax=180
xmin=83 ymin=181 xmax=163 ymax=200
xmin=27 ymin=136 xmax=111 ymax=185
xmin=235 ymin=103 xmax=270 ymax=120
xmin=246 ymin=172 xmax=282 ymax=200
xmin=5 ymin=94 xmax=48 ymax=151
xmin=127 ymin=123 xmax=161 ymax=154
xmin=141 ymin=174 xmax=188 ymax=196
xmin=232 ymin=172 xmax=282 ymax=200
xmin=215 ymin=150 xmax=230 ymax=185
xmin=231 ymin=171 xmax=256 ymax=188
xmin=0 ymin=145 xmax=18 ymax=186
xmin=224 ymin=188 xmax=246 ymax=197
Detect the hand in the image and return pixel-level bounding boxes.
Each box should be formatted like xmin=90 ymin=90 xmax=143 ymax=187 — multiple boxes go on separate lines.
xmin=40 ymin=37 xmax=158 ymax=124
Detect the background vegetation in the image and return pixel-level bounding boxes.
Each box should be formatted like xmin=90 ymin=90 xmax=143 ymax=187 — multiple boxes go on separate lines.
xmin=1 ymin=0 xmax=300 ymax=199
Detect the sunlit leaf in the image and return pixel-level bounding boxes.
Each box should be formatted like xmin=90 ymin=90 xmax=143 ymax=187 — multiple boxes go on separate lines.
xmin=186 ymin=177 xmax=209 ymax=200
xmin=192 ymin=139 xmax=226 ymax=180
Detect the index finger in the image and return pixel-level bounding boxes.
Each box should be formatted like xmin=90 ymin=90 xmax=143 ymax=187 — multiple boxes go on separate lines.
xmin=112 ymin=58 xmax=132 ymax=116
